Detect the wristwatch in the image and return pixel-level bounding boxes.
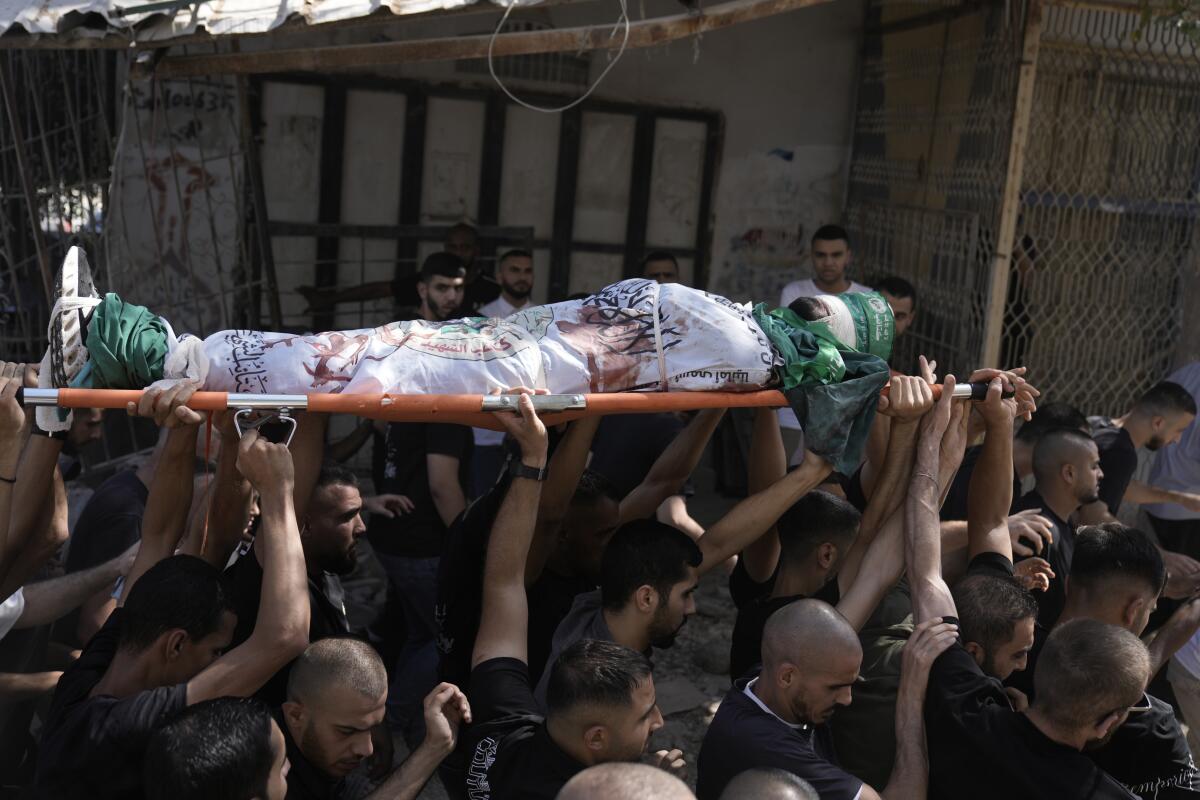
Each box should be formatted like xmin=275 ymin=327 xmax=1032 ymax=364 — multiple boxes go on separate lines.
xmin=509 ymin=460 xmax=548 ymax=482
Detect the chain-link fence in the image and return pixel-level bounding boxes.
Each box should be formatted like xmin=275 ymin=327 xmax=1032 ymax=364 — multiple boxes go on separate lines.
xmin=845 ymin=0 xmax=1200 ymax=413
xmin=844 ymin=0 xmax=1020 ymax=378
xmin=1010 ymin=5 xmax=1200 ymax=415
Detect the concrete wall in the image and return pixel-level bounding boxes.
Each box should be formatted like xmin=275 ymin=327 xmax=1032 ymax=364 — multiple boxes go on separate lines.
xmin=257 ymin=0 xmax=868 ymax=303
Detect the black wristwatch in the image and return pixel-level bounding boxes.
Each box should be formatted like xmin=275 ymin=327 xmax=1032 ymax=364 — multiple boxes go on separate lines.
xmin=509 ymin=460 xmax=548 ymax=482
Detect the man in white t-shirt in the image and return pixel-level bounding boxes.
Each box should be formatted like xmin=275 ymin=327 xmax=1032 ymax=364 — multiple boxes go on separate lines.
xmin=474 ymin=250 xmax=536 ymax=495
xmin=778 ymin=225 xmax=871 ymax=309
xmin=777 ymin=225 xmax=871 ymax=457
xmin=477 ymin=249 xmax=534 ymax=320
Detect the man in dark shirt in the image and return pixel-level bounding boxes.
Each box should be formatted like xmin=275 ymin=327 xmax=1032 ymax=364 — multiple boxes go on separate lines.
xmin=225 ymin=463 xmax=367 ymax=707
xmin=907 ymin=379 xmax=1143 ymax=800
xmin=34 ymin=387 xmax=310 ymax=799
xmin=277 ymin=637 xmax=466 ymax=800
xmin=461 ymin=391 xmax=675 ymax=800
xmin=1012 ymin=427 xmax=1103 ymax=628
xmin=369 ymin=418 xmax=470 ymax=746
xmin=939 ymin=401 xmax=1088 ymax=523
xmin=144 ymin=696 xmax=289 ymax=800
xmin=1079 ymin=381 xmax=1197 ymax=525
xmin=697 ymin=600 xmax=953 ymax=800
xmin=1005 ymin=524 xmax=1200 ymax=798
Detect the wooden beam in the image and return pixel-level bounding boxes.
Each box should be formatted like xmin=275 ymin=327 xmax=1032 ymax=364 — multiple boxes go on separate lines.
xmin=153 ymin=0 xmax=836 ymax=78
xmin=980 ymin=0 xmax=1043 ymax=369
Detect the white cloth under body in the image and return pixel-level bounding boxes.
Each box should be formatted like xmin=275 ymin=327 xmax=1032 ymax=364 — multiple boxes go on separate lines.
xmin=194 ymin=280 xmax=780 ymax=397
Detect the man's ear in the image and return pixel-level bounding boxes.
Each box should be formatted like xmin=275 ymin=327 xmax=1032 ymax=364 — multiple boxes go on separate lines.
xmin=1121 ymin=594 xmax=1148 ymax=631
xmin=282 ymin=700 xmax=306 ymax=729
xmin=815 ymin=542 xmax=838 ymax=571
xmin=635 ymin=585 xmax=657 ymax=614
xmin=583 ymin=724 xmax=607 ymax=754
xmin=1061 ymin=463 xmax=1076 ymax=485
xmin=162 ymin=629 xmax=188 ymax=662
xmin=964 ymin=640 xmax=987 ymax=669
xmin=1094 ymin=710 xmax=1125 ymax=743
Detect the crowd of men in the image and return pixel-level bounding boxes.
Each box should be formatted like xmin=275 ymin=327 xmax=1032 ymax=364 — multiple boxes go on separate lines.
xmin=2 ymin=222 xmax=1200 ymax=800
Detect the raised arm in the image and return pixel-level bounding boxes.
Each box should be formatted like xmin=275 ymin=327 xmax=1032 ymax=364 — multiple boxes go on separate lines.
xmin=186 ymin=429 xmax=309 ymax=703
xmin=15 ymin=542 xmax=137 ymax=630
xmin=472 ymin=392 xmax=548 ymax=668
xmin=0 ymin=371 xmax=26 ymax=593
xmin=907 ymin=376 xmax=961 ymax=625
xmin=527 ymin=415 xmax=599 ymax=584
xmin=180 ymin=411 xmax=255 ymax=569
xmin=738 ymin=407 xmax=789 ymax=583
xmin=695 ymin=451 xmax=833 ymax=576
xmin=838 ymin=375 xmax=933 ymax=593
xmin=967 ymin=378 xmax=1020 ymax=562
xmin=428 ymin=452 xmax=468 ymax=529
xmin=118 ymin=384 xmax=205 ymax=603
xmin=619 ymin=409 xmax=724 ymax=524
xmin=365 ymin=682 xmax=472 ymax=800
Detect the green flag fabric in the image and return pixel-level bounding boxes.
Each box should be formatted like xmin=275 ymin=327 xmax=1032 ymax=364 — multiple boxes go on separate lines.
xmin=753 ymin=293 xmax=894 ymax=475
xmin=75 ymin=293 xmax=169 ymax=390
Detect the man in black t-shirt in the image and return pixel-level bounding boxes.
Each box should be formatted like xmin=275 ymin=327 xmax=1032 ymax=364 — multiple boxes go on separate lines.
xmin=908 ymin=379 xmax=1143 ymax=800
xmin=1012 ymin=427 xmax=1103 ymax=628
xmin=1004 ymin=524 xmax=1200 ymax=799
xmin=34 ymin=387 xmax=311 ymax=799
xmin=1079 ymin=381 xmax=1197 ymax=526
xmin=368 ymin=418 xmax=471 ymax=747
xmin=224 ymin=462 xmax=367 ymax=707
xmin=697 ymin=599 xmax=953 ymax=800
xmin=460 ymin=392 xmax=678 ymax=800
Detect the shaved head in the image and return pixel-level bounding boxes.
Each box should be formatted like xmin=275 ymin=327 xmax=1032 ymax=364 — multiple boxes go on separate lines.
xmin=286 ymin=638 xmax=387 ymax=704
xmin=1031 ymin=428 xmax=1096 ymax=485
xmin=558 ymin=763 xmax=695 ymax=799
xmin=720 ymin=768 xmax=819 ymax=800
xmin=762 ymin=599 xmax=860 ymax=670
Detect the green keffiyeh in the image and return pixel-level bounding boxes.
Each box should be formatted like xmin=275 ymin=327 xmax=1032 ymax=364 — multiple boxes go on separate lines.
xmin=753 ymin=301 xmax=893 ymax=476
xmin=72 ymin=293 xmax=169 ymax=389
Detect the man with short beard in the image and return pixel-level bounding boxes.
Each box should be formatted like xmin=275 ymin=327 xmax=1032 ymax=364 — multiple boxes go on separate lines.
xmin=1012 ymin=427 xmax=1104 ymax=628
xmin=225 ymin=463 xmax=368 ymax=706
xmin=479 ymin=250 xmax=534 ymax=319
xmin=1079 ymin=381 xmax=1198 ymax=526
xmin=533 ymin=520 xmax=700 ymax=710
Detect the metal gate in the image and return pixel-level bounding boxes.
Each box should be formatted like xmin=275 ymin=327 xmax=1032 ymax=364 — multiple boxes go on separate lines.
xmin=845 ymin=0 xmax=1200 ymax=413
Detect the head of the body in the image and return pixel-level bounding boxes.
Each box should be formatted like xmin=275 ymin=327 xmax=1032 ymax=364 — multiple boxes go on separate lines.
xmin=282 ymin=638 xmax=388 ymax=780
xmin=495 ymin=249 xmax=535 ymax=307
xmin=952 ymin=574 xmax=1039 ymax=681
xmin=874 ymin=276 xmax=916 ymax=338
xmin=1011 ymin=402 xmax=1090 ymax=482
xmin=444 ymin=223 xmax=479 ymax=274
xmin=719 ymin=768 xmax=819 ymax=800
xmin=92 ymin=556 xmax=237 ymax=699
xmin=599 ymin=520 xmax=702 ymax=654
xmin=547 ymin=471 xmax=622 ymax=584
xmin=145 ymin=697 xmax=289 ymax=800
xmin=545 ymin=639 xmax=665 ymax=766
xmin=557 ymin=762 xmax=695 ymax=799
xmin=1030 ymin=428 xmax=1103 ymax=523
xmin=1025 ymin=618 xmax=1152 ymax=751
xmin=417 ymin=252 xmax=467 ymax=322
xmin=1058 ymin=522 xmax=1166 ymax=638
xmin=809 ymin=225 xmax=855 ymax=294
xmin=753 ymin=600 xmax=862 ymax=726
xmin=301 ymin=463 xmax=367 ymax=577
xmin=769 ymin=491 xmax=861 ymax=600
xmin=1113 ymin=381 xmax=1198 ymax=451
xmin=67 ymin=407 xmax=104 ymax=450
xmin=641 ymin=251 xmax=680 ymax=284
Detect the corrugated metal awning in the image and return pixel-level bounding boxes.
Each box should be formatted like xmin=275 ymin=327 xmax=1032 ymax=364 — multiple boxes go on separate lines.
xmin=0 ymin=0 xmax=517 ymax=43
